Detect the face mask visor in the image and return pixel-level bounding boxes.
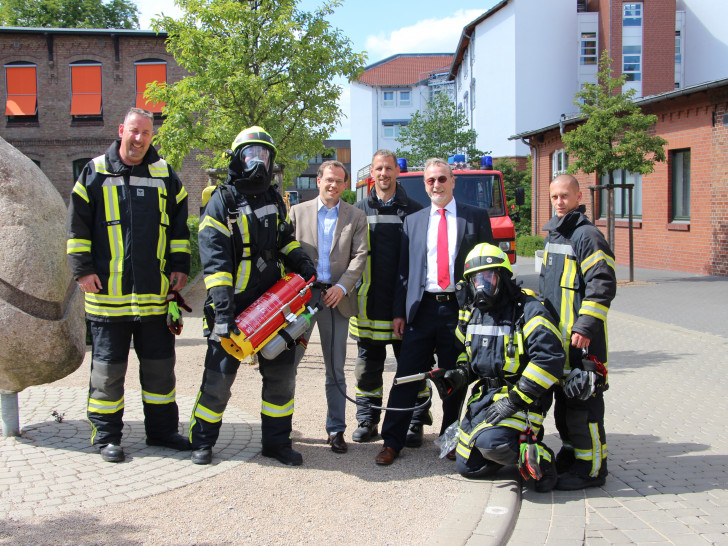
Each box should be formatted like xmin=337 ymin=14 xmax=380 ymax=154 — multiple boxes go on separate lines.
xmin=471 ymin=270 xmax=500 ymax=298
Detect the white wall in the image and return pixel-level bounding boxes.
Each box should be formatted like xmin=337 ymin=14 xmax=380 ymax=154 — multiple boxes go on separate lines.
xmin=678 ymin=0 xmax=728 ymax=86
xmin=350 ymin=81 xmax=375 ymax=184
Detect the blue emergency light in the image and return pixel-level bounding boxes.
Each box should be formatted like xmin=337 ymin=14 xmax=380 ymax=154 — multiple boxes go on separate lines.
xmin=397 ymin=158 xmax=408 ymax=172
xmin=481 ymin=156 xmax=493 ymax=169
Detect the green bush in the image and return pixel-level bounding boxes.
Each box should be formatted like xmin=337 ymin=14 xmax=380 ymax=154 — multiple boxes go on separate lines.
xmin=187 ymin=215 xmax=202 ymax=281
xmin=516 ymin=235 xmax=544 ymax=257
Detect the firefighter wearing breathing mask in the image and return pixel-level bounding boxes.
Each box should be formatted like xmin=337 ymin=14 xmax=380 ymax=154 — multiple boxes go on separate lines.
xmin=431 ymin=243 xmax=564 ymax=491
xmin=189 ymin=127 xmax=316 ymax=466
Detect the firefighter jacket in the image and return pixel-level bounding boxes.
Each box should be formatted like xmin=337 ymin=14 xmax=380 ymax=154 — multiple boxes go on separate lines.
xmin=66 ymin=141 xmax=190 ymax=321
xmin=539 ymin=206 xmax=616 ymax=372
xmin=198 ymin=184 xmax=314 ymax=335
xmin=456 ymin=293 xmax=565 ymax=452
xmin=349 ymin=184 xmax=423 ymax=343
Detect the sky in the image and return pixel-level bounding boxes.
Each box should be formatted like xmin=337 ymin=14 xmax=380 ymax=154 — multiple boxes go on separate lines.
xmin=137 ymin=0 xmax=501 ymax=138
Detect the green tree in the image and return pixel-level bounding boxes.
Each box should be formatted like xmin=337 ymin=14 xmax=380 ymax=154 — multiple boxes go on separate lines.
xmin=148 ymin=0 xmax=365 ymax=186
xmin=340 ymin=189 xmax=356 ymax=205
xmin=0 ymin=0 xmax=139 ymax=29
xmin=395 ymin=92 xmax=486 ymax=166
xmin=495 ymin=156 xmax=532 ymax=237
xmin=562 ymin=50 xmax=667 ymax=245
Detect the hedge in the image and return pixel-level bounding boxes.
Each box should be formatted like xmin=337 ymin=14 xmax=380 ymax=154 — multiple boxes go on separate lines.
xmin=516 ymin=235 xmax=545 ymax=257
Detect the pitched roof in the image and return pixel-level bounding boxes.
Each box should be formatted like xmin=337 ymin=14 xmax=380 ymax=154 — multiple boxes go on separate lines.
xmin=358 ymin=54 xmax=454 ymax=86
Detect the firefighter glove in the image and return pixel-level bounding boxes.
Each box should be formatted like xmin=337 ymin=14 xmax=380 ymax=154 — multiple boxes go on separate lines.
xmin=214 ymin=321 xmax=241 ymax=340
xmin=166 ymin=290 xmax=192 ymax=335
xmin=483 ymin=392 xmax=521 ymax=425
xmin=432 ymin=367 xmax=470 ymax=401
xmin=564 ymin=368 xmax=599 ymax=400
xmin=299 ymin=263 xmax=317 ymax=284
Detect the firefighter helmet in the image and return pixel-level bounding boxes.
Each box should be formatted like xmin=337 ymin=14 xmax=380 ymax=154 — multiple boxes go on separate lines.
xmin=463 ymin=243 xmax=513 ymax=309
xmin=228 ymin=126 xmax=277 ymax=195
xmin=231 ymin=126 xmax=277 ymax=159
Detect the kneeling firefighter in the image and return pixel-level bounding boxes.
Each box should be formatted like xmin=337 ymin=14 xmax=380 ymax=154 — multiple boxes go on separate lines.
xmin=189 ymin=127 xmax=316 ymax=466
xmin=432 ymin=244 xmax=565 ymax=491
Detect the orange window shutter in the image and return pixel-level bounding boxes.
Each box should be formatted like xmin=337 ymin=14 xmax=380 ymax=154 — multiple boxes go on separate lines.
xmin=5 ymin=66 xmax=37 ymax=116
xmin=70 ymin=65 xmax=102 ymax=115
xmin=136 ymin=63 xmax=166 ymax=113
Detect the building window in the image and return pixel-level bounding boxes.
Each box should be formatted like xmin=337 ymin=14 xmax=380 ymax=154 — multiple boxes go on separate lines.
xmin=382 ymin=121 xmax=407 ymax=138
xmin=295 ymin=176 xmax=317 ymax=190
xmin=580 ymin=32 xmax=597 ymax=65
xmin=73 ymin=157 xmax=92 ymax=182
xmin=599 ymin=170 xmax=642 ymax=219
xmin=552 ymin=149 xmax=568 ymax=177
xmin=671 ymin=149 xmax=690 ymax=221
xmin=622 ymin=45 xmax=642 ymax=82
xmin=4 ymin=62 xmax=37 ymax=122
xmin=70 ymin=61 xmax=102 ymax=120
xmin=399 ymin=90 xmax=411 ymax=107
xmin=623 ymin=2 xmax=643 ymax=27
xmin=135 ymin=59 xmax=166 ymax=116
xmin=463 ymin=49 xmax=469 ymax=79
xmin=307 ymin=151 xmax=335 ymax=164
xmin=383 ymin=91 xmax=394 ymax=107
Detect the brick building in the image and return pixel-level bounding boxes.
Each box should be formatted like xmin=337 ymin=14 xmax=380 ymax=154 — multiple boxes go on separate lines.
xmin=511 ymin=78 xmax=728 ymax=277
xmin=0 ymin=27 xmax=207 ymax=212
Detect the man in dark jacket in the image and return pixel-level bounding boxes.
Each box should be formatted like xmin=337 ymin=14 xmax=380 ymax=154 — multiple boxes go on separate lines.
xmin=348 ymin=150 xmax=428 ymax=445
xmin=67 ymin=107 xmax=190 ymax=463
xmin=188 ymin=127 xmax=316 ymax=467
xmin=539 ymin=174 xmax=616 ymax=490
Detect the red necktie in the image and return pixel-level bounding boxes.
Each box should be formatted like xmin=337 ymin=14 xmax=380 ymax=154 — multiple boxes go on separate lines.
xmin=437 ymin=208 xmax=450 ymax=290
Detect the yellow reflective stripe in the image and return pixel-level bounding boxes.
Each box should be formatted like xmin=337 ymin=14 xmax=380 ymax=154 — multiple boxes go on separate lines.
xmin=199 ymin=215 xmax=231 ymax=236
xmin=523 ymin=315 xmax=561 ymax=340
xmin=88 ymin=396 xmax=124 ymax=414
xmin=416 ymin=384 xmax=430 ymax=399
xmin=512 ymin=386 xmax=534 ymax=405
xmin=355 ymin=386 xmax=383 ymax=398
xmin=85 ymin=292 xmax=166 ymax=304
xmin=502 ymin=334 xmax=519 ymax=374
xmin=142 ymin=388 xmax=176 ymax=405
xmin=580 ymin=300 xmax=608 ymax=321
xmin=84 ymin=292 xmax=167 ymax=317
xmin=92 ymin=155 xmax=109 ymax=174
xmin=204 ymin=271 xmax=233 ymax=289
xmin=103 ymin=185 xmax=124 ymax=296
xmin=194 ymin=403 xmax=223 ymax=423
xmin=235 ymin=215 xmax=252 ymax=293
xmin=148 ymin=159 xmax=170 ymax=178
xmin=261 ymin=398 xmax=294 ymax=417
xmin=357 ymin=229 xmax=373 ymax=320
xmin=85 ymin=302 xmax=167 ymax=317
xmin=347 ymin=322 xmax=397 ymax=341
xmin=67 ymin=238 xmax=91 ymax=253
xmin=72 ymin=180 xmax=89 ymax=202
xmin=521 ymin=364 xmax=558 ymax=390
xmin=581 ymin=250 xmax=615 ymax=273
xmin=280 ymin=241 xmax=300 ymax=255
xmin=176 ymin=186 xmax=188 ymax=204
xmin=170 ymin=239 xmax=191 ymax=253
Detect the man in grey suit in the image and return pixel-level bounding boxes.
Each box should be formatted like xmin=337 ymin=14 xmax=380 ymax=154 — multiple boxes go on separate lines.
xmin=290 ymin=160 xmax=368 ymax=454
xmin=375 ymin=158 xmax=494 ymax=465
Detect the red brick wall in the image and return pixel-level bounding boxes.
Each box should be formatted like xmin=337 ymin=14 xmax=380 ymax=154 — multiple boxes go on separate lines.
xmin=0 ymin=31 xmax=207 ymax=212
xmin=529 ymin=86 xmax=728 ymax=276
xmin=642 ymin=0 xmax=676 ymax=96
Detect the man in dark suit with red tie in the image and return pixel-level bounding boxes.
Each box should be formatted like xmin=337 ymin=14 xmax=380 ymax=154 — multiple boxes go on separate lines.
xmin=375 ymin=158 xmax=494 ymax=465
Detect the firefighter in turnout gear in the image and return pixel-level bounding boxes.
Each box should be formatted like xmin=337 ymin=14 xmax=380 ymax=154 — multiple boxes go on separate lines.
xmin=66 ymin=108 xmax=191 ymax=463
xmin=348 ymin=150 xmax=428 ymax=444
xmin=189 ymin=127 xmax=316 ymax=466
xmin=435 ymin=243 xmax=564 ymax=490
xmin=539 ymin=174 xmax=616 ymax=490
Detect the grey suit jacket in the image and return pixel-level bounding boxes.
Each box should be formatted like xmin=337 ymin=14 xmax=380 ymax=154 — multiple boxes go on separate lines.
xmin=393 ymin=200 xmax=494 ymax=323
xmin=290 ymin=197 xmax=368 ymax=318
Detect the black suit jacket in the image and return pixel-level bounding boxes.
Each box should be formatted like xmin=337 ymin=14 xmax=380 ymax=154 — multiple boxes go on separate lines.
xmin=393 ymin=200 xmax=493 ymax=323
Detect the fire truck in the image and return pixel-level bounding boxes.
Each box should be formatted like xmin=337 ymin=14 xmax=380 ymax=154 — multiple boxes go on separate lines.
xmin=355 ymin=155 xmax=524 ymax=265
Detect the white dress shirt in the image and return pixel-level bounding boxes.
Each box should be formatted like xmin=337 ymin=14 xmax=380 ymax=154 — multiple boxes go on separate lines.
xmin=425 ymin=199 xmax=457 ymax=293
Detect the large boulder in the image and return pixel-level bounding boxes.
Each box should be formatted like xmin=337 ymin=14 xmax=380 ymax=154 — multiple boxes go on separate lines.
xmin=0 ymin=136 xmax=85 ymax=392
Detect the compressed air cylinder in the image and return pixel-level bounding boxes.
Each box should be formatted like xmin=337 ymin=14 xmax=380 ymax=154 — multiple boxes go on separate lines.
xmin=259 ymin=305 xmax=320 ymax=360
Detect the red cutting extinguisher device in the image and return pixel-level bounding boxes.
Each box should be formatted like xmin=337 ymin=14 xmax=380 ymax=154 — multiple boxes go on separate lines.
xmin=219 ymin=273 xmax=313 ymax=360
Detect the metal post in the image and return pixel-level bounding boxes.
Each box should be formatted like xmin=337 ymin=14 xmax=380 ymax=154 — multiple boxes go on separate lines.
xmin=607 ymin=186 xmax=615 ymax=251
xmin=628 ymin=185 xmax=634 ymax=282
xmin=1 ymin=390 xmax=20 ymax=437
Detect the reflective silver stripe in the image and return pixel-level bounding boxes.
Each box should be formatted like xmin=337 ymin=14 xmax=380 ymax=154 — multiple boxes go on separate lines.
xmin=366 ymin=215 xmax=402 ymax=225
xmin=544 ymin=242 xmax=575 ymax=257
xmin=466 ymin=324 xmax=512 ymax=336
xmin=240 ymin=205 xmax=253 ymax=216
xmin=255 ymin=204 xmax=278 ymax=219
xmin=129 ymin=176 xmax=166 ymax=189
xmin=102 ymin=177 xmax=125 ymax=187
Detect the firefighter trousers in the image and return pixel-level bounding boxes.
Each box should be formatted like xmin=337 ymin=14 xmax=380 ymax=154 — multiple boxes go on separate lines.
xmin=190 ymin=338 xmax=298 ymax=450
xmin=353 ymin=339 xmax=432 ymax=427
xmin=87 ymin=318 xmax=178 ymax=446
xmin=554 ymin=386 xmax=607 ymax=478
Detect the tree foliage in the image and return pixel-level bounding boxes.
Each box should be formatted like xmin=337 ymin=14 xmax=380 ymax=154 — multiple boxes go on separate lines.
xmin=563 ymin=50 xmax=667 ymax=179
xmin=0 ymin=0 xmax=139 ymax=29
xmin=495 ymin=156 xmax=532 ymax=237
xmin=148 ymin=0 xmax=365 ymax=185
xmin=395 ymin=92 xmax=486 ymax=166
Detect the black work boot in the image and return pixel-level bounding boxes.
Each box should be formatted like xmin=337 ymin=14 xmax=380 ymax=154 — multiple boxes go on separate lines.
xmin=146 ymin=433 xmax=192 ymax=451
xmin=191 ymin=447 xmax=212 ymax=465
xmin=352 ymin=421 xmax=379 ymax=443
xmin=262 ymin=445 xmax=303 ymax=466
xmin=98 ymin=444 xmax=125 ymax=463
xmin=405 ymin=423 xmax=424 ymax=448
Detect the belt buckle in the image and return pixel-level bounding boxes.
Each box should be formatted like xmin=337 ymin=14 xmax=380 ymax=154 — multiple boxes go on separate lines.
xmin=435 ymin=293 xmax=449 ymax=302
